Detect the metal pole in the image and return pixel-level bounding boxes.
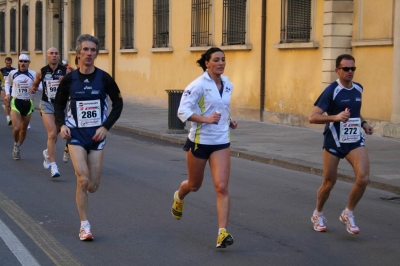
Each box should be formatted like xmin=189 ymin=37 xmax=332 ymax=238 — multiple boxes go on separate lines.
xmin=58 ymin=0 xmax=63 ymax=60
xmin=17 ymin=0 xmax=20 ymax=57
xmin=259 ymin=0 xmax=267 ymax=122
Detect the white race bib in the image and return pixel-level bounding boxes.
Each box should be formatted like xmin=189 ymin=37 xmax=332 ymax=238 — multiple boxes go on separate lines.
xmin=340 ymin=118 xmax=361 ymax=143
xmin=45 ymin=80 xmax=60 ymax=99
xmin=76 ymin=100 xmax=102 ymax=128
xmin=16 ymin=82 xmax=30 ymax=99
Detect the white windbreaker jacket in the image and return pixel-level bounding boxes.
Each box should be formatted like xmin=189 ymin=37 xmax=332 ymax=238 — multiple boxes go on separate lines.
xmin=178 ymin=71 xmax=234 ymax=145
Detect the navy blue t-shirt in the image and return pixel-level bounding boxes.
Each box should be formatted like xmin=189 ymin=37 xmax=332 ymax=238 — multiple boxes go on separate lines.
xmin=314 ymin=79 xmax=363 ymax=147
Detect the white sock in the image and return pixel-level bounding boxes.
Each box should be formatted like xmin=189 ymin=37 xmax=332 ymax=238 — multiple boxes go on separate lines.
xmin=81 ymin=220 xmax=90 ymax=230
xmin=345 ymin=207 xmax=353 ymax=215
xmin=314 ymin=210 xmax=323 ymax=216
xmin=50 ymin=162 xmax=56 ymax=167
xmin=218 ymin=228 xmax=226 ymax=234
xmin=6 ymin=115 xmax=10 ymax=119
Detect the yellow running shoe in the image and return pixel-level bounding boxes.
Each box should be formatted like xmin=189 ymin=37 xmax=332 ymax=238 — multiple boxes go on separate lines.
xmin=171 ymin=191 xmax=184 ymax=220
xmin=216 ymin=229 xmax=234 ymax=248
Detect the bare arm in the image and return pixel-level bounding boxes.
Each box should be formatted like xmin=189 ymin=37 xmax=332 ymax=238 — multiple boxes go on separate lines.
xmin=29 ymin=70 xmax=42 ymax=93
xmin=309 ymin=106 xmax=350 ymax=124
xmin=360 ymin=115 xmax=373 ymax=135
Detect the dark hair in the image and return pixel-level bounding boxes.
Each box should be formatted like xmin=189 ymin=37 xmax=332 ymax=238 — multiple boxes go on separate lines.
xmin=336 ymin=54 xmax=355 ymax=68
xmin=75 ymin=34 xmax=100 ymax=55
xmin=75 ymin=56 xmax=79 ymax=65
xmin=5 ymin=57 xmax=12 ymax=62
xmin=196 ymin=47 xmax=224 ymax=71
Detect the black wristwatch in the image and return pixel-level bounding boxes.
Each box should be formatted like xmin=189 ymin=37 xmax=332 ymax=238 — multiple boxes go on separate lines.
xmin=361 ymin=121 xmax=367 ymax=127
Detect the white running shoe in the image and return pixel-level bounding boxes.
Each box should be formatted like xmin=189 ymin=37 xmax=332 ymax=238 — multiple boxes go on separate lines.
xmin=311 ymin=211 xmax=327 ymax=232
xmin=63 ymin=151 xmax=69 ymax=163
xmin=50 ymin=164 xmax=60 ymax=178
xmin=27 ymin=124 xmax=31 ymax=130
xmin=43 ymin=149 xmax=51 ymax=169
xmin=79 ymin=227 xmax=93 ymax=241
xmin=339 ymin=209 xmax=360 ymax=234
xmin=12 ymin=144 xmax=20 ymax=160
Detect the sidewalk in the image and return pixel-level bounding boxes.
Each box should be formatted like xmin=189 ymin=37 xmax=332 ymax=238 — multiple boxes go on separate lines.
xmin=30 ymin=93 xmax=400 ymax=195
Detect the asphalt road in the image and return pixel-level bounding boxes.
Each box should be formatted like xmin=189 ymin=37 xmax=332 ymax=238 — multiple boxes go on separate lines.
xmin=0 ymin=113 xmax=399 ymax=266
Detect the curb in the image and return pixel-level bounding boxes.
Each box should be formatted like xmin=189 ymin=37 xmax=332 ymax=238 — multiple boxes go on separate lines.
xmin=113 ymin=124 xmax=400 ymax=196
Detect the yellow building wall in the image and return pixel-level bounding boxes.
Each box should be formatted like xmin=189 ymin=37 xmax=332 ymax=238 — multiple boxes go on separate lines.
xmin=265 ymin=0 xmax=323 ymax=118
xmin=352 ymin=0 xmax=394 ymax=121
xmin=115 ymin=0 xmax=262 ymax=119
xmin=2 ymin=0 xmax=395 ymax=126
xmin=352 ymin=49 xmax=393 ymax=122
xmin=358 ymin=0 xmax=393 ymax=39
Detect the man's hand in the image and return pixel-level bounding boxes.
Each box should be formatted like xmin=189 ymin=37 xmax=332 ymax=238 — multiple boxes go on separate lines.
xmin=93 ymin=126 xmax=108 ymax=142
xmin=60 ymin=125 xmax=71 ymax=139
xmin=335 ymin=108 xmax=350 ymax=122
xmin=363 ymin=123 xmax=373 ymax=135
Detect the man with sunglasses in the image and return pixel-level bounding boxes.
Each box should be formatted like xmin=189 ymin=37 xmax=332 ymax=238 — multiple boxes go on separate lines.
xmin=309 ymin=54 xmax=373 ymax=235
xmin=4 ymin=54 xmax=36 ymax=160
xmin=30 ymin=47 xmax=70 ymax=178
xmin=1 ymin=57 xmax=16 ymax=125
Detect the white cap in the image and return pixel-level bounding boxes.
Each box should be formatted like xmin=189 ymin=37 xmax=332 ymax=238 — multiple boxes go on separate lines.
xmin=18 ymin=54 xmax=30 ymax=61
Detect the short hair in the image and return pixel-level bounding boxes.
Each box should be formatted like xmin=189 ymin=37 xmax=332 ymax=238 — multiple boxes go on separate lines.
xmin=336 ymin=54 xmax=355 ymax=68
xmin=196 ymin=47 xmax=225 ymax=72
xmin=75 ymin=34 xmax=100 ymax=55
xmin=75 ymin=56 xmax=79 ymax=65
xmin=5 ymin=57 xmax=12 ymax=62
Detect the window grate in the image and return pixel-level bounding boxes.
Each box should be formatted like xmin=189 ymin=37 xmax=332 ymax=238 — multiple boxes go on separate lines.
xmin=21 ymin=5 xmax=29 ymax=51
xmin=10 ymin=8 xmax=16 ymax=52
xmin=280 ymin=0 xmax=311 ymax=43
xmin=152 ymin=0 xmax=169 ymax=48
xmin=191 ymin=0 xmax=212 ymax=47
xmin=71 ymin=0 xmax=81 ymax=51
xmin=0 ymin=11 xmax=5 ymax=53
xmin=121 ymin=0 xmax=134 ymax=49
xmin=222 ymin=0 xmax=247 ymax=46
xmin=35 ymin=1 xmax=43 ymax=51
xmin=94 ymin=0 xmax=106 ymax=50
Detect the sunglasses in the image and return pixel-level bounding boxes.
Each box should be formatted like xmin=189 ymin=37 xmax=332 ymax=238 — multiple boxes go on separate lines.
xmin=19 ymin=60 xmax=29 ymax=63
xmin=338 ymin=67 xmax=356 ymax=72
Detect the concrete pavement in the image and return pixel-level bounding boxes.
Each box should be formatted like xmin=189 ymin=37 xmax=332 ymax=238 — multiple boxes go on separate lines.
xmin=113 ymin=99 xmax=400 ymax=195
xmin=23 ymin=93 xmax=400 ymax=195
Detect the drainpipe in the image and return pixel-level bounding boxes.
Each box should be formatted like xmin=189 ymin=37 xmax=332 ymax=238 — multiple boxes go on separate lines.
xmin=58 ymin=0 xmax=63 ymax=60
xmin=259 ymin=0 xmax=267 ymax=122
xmin=111 ymin=0 xmax=115 ymax=78
xmin=17 ymin=0 xmax=20 ymax=57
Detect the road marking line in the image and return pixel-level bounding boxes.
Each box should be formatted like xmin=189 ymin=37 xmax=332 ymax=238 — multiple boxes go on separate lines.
xmin=0 ymin=191 xmax=82 ymax=266
xmin=0 ymin=219 xmax=40 ymax=266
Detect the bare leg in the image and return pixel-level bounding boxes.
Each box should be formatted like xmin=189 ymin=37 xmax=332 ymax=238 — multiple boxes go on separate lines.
xmin=316 ymin=149 xmax=340 ymax=212
xmin=345 ymin=146 xmax=370 ymax=211
xmin=177 ymin=151 xmax=207 ymax=200
xmin=42 ymin=113 xmax=58 ymax=163
xmin=209 ymin=147 xmax=231 ymax=229
xmin=18 ymin=114 xmax=31 ymax=145
xmin=10 ymin=109 xmax=21 ymax=143
xmin=69 ymin=146 xmax=104 ymax=221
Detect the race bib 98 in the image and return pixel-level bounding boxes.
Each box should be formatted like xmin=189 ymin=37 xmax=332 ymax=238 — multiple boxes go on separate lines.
xmin=45 ymin=80 xmax=60 ymax=99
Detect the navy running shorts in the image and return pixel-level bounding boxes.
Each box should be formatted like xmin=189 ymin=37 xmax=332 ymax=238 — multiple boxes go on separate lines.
xmin=324 ymin=138 xmax=365 ymax=159
xmin=68 ymin=127 xmax=106 ymax=154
